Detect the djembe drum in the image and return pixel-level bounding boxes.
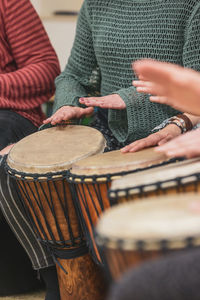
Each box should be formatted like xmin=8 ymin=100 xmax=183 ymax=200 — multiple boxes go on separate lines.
xmin=109 ymin=157 xmax=200 ymax=204
xmin=5 ymin=125 xmax=107 ymax=300
xmin=95 ymin=194 xmax=200 ymax=280
xmin=68 ymin=148 xmax=170 ymax=263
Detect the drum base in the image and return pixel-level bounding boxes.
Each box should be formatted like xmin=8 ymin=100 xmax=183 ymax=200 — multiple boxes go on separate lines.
xmin=57 ymin=253 xmax=107 ymax=300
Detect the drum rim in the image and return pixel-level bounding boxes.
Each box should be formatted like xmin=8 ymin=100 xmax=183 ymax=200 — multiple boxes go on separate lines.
xmin=5 ymin=162 xmax=69 ymax=181
xmin=95 ymin=231 xmax=200 ymax=251
xmin=68 ymin=158 xmax=177 ymax=184
xmin=108 ymin=172 xmax=200 ymax=200
xmin=6 ymin=125 xmax=106 ymax=174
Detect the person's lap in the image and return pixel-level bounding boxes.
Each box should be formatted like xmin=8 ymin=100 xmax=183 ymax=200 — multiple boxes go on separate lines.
xmin=0 ymin=110 xmax=37 ymax=150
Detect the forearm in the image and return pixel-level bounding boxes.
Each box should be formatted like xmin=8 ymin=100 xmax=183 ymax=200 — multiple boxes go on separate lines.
xmin=0 ymin=61 xmax=59 ymax=109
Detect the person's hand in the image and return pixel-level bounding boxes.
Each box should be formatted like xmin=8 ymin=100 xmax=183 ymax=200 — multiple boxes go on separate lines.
xmin=121 ymin=124 xmax=182 ymax=153
xmin=0 ymin=144 xmax=15 ymax=155
xmin=79 ymin=94 xmax=126 ymax=109
xmin=155 ymin=128 xmax=200 ymax=158
xmin=43 ymin=106 xmax=94 ymax=125
xmin=132 ymin=59 xmax=200 ymax=116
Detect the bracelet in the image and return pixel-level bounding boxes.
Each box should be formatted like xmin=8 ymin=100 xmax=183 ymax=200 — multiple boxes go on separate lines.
xmin=151 ymin=116 xmax=185 ymax=133
xmin=168 ymin=116 xmax=186 ymax=132
xmin=167 ymin=120 xmax=184 ymax=134
xmin=176 ymin=114 xmax=193 ymax=131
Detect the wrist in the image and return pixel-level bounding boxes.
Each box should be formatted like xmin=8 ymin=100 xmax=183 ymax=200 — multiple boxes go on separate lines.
xmin=151 ymin=114 xmax=193 ymax=134
xmin=163 ymin=123 xmax=183 ymax=135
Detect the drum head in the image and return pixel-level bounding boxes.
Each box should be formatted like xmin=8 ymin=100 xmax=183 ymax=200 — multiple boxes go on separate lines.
xmin=70 ymin=147 xmax=168 ymax=176
xmin=7 ymin=126 xmax=106 ymax=174
xmin=96 ymin=194 xmax=200 ymax=250
xmin=110 ymin=157 xmax=200 ymax=195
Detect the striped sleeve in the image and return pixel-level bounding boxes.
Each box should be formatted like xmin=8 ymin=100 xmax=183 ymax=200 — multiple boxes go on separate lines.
xmin=0 ymin=0 xmax=60 ymax=110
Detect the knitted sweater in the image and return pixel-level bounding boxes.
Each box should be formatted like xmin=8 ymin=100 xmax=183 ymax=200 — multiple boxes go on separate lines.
xmin=53 ymin=0 xmax=200 ymax=143
xmin=0 ymin=0 xmax=60 ymax=127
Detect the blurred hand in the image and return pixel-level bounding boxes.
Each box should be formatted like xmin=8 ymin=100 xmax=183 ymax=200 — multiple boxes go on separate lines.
xmin=132 ymin=59 xmax=200 ymax=116
xmin=121 ymin=124 xmax=182 ymax=153
xmin=43 ymin=106 xmax=94 ymax=125
xmin=79 ymin=94 xmax=126 ymax=109
xmin=155 ymin=128 xmax=200 ymax=158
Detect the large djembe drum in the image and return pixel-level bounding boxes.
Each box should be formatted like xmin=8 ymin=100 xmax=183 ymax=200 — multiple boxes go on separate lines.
xmin=5 ymin=125 xmax=107 ymax=300
xmin=109 ymin=157 xmax=200 ymax=204
xmin=68 ymin=148 xmax=170 ymax=263
xmin=95 ymin=194 xmax=200 ymax=280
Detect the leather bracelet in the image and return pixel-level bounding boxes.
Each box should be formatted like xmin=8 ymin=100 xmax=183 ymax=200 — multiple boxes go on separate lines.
xmin=176 ymin=114 xmax=193 ymax=131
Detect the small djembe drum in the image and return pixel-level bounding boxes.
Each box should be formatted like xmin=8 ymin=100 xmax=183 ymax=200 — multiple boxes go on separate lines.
xmin=109 ymin=157 xmax=200 ymax=204
xmin=5 ymin=125 xmax=107 ymax=300
xmin=68 ymin=148 xmax=170 ymax=263
xmin=95 ymin=193 xmax=200 ymax=280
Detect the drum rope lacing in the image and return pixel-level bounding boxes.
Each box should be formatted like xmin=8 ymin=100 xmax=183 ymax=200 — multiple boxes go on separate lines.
xmin=108 ymin=173 xmax=200 ymax=202
xmin=5 ymin=163 xmax=89 ymax=274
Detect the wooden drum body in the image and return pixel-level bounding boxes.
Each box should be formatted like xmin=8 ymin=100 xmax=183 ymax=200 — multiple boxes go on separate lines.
xmin=109 ymin=158 xmax=200 ymax=204
xmin=6 ymin=125 xmax=107 ymax=300
xmin=96 ymin=194 xmax=200 ymax=281
xmin=68 ymin=148 xmax=169 ymax=263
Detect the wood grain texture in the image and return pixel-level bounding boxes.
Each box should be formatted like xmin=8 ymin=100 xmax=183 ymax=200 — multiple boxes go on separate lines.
xmin=57 ymin=254 xmax=107 ymax=300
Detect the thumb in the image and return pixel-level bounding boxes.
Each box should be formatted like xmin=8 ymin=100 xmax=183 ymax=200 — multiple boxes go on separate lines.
xmin=80 ymin=106 xmax=94 ymax=116
xmin=84 ymin=107 xmax=94 ymax=113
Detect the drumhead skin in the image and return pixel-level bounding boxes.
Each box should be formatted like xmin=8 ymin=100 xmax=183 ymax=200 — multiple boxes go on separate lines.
xmin=7 ymin=126 xmax=106 ymax=174
xmin=70 ymin=147 xmax=168 ymax=176
xmin=109 ymin=157 xmax=200 ymax=196
xmin=96 ymin=194 xmax=200 ymax=251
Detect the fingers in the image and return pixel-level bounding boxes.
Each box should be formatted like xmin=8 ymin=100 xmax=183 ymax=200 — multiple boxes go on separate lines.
xmin=43 ymin=111 xmax=71 ymax=125
xmin=157 ymin=135 xmax=174 ymax=145
xmin=133 ymin=59 xmax=174 ymax=84
xmin=121 ymin=124 xmax=182 ymax=154
xmin=79 ymin=95 xmax=126 ymax=109
xmin=150 ymin=96 xmax=171 ymax=104
xmin=133 ymin=81 xmax=158 ymax=94
xmin=78 ymin=107 xmax=94 ymax=118
xmin=79 ymin=97 xmax=101 ymax=107
xmin=121 ymin=134 xmax=160 ymax=153
xmin=155 ymin=130 xmax=200 ymax=158
xmin=50 ymin=110 xmax=73 ymax=125
xmin=43 ymin=116 xmax=53 ymax=124
xmin=43 ymin=106 xmax=94 ymax=126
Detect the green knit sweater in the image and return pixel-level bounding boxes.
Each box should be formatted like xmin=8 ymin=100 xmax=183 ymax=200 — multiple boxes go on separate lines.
xmin=53 ymin=0 xmax=200 ymax=143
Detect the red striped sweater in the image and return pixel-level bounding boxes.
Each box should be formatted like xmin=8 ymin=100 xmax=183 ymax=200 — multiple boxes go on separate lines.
xmin=0 ymin=0 xmax=60 ymax=127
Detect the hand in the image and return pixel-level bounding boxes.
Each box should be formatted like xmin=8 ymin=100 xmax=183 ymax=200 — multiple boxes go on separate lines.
xmin=132 ymin=59 xmax=200 ymax=116
xmin=79 ymin=94 xmax=126 ymax=109
xmin=121 ymin=124 xmax=182 ymax=153
xmin=155 ymin=128 xmax=200 ymax=158
xmin=0 ymin=144 xmax=15 ymax=155
xmin=43 ymin=106 xmax=94 ymax=125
